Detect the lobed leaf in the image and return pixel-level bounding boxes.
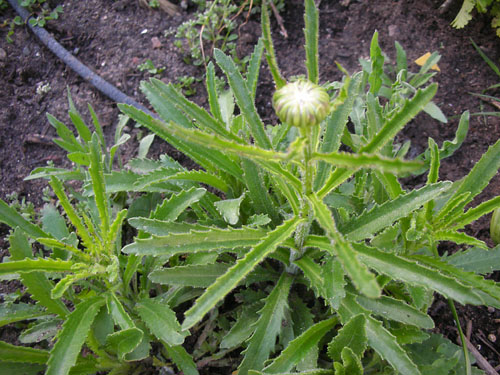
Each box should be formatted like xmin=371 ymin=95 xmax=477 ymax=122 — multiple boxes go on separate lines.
xmin=446 ymin=245 xmax=500 ymax=274
xmin=46 ymin=296 xmax=106 ymax=375
xmin=263 ymin=317 xmax=337 ymax=374
xmin=149 ymin=263 xmax=231 ymax=288
xmin=181 ymin=216 xmax=302 ymax=330
xmin=122 ymin=226 xmax=268 ymax=256
xmin=340 ymin=182 xmax=451 ymax=241
xmin=135 ymin=298 xmax=186 ymax=346
xmin=328 ymin=314 xmax=366 ymax=363
xmin=238 ymin=273 xmax=294 ymax=375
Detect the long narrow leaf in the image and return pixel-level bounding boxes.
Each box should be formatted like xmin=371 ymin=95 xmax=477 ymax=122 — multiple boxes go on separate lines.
xmin=214 ymin=49 xmax=272 ymax=150
xmin=122 ymin=226 xmax=267 ymax=256
xmin=304 ymin=0 xmax=319 ymax=83
xmin=312 ymin=152 xmax=423 ymax=174
xmin=149 ymin=263 xmax=231 ymax=288
xmin=308 ymin=194 xmax=380 ymax=298
xmin=0 ymin=199 xmax=48 ymax=239
xmin=238 ymin=273 xmax=294 ymax=375
xmin=88 ymin=134 xmax=109 ymax=236
xmin=135 ymin=298 xmax=185 ymax=346
xmin=46 ymin=296 xmax=106 ymax=375
xmin=261 ymin=0 xmax=286 ymax=88
xmin=360 ymin=84 xmax=437 ymax=153
xmin=263 ymin=317 xmax=337 ymax=373
xmin=0 ymin=340 xmax=49 ymax=364
xmin=182 ymin=216 xmax=302 ymax=330
xmin=340 ymin=182 xmax=451 ymax=241
xmin=0 ymin=258 xmax=76 ymax=275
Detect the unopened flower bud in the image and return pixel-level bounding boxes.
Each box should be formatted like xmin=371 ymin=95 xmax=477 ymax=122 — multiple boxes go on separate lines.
xmin=273 ymin=80 xmax=330 ymax=128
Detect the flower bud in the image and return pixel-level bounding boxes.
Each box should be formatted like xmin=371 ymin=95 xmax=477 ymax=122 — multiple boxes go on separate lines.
xmin=491 ymin=207 xmax=500 ymax=245
xmin=273 ymin=80 xmax=330 ymax=128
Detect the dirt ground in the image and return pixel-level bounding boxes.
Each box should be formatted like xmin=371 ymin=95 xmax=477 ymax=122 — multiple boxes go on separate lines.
xmin=1 ymin=0 xmax=500 ymax=371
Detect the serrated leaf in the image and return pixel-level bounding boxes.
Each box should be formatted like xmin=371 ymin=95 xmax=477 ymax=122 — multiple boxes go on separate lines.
xmin=308 ymin=195 xmax=380 ymax=298
xmin=149 ymin=263 xmax=231 ymax=288
xmin=263 ymin=317 xmax=337 ymax=374
xmin=105 ymin=328 xmax=144 ymax=361
xmin=238 ymin=273 xmax=294 ymax=375
xmin=214 ymin=193 xmax=245 ymax=225
xmin=339 ymin=294 xmax=421 ymax=375
xmin=46 ymin=296 xmax=106 ymax=375
xmin=249 ymin=370 xmax=333 ymax=375
xmin=182 ymin=217 xmax=302 ymax=330
xmin=135 ymin=298 xmax=185 ymax=346
xmin=0 ymin=199 xmax=48 ymax=239
xmin=360 ymin=84 xmax=437 ymax=154
xmin=19 ymin=319 xmax=61 ymax=344
xmin=220 ymin=301 xmax=263 ymax=349
xmin=162 ymin=343 xmax=199 ymax=375
xmin=0 ymin=340 xmax=49 ymax=364
xmin=127 ymin=218 xmax=213 ymax=236
xmin=312 ymin=152 xmax=424 ymax=174
xmin=214 ymin=49 xmax=272 ymax=150
xmin=434 ymin=230 xmax=488 ymax=249
xmin=0 ymin=258 xmax=76 ymax=275
xmin=341 ymin=182 xmax=451 ymax=241
xmin=9 ymin=230 xmax=69 ymax=317
xmin=390 ymin=326 xmax=430 ymax=345
xmin=356 ymin=295 xmax=434 ymax=329
xmin=446 ymin=245 xmax=500 ymax=274
xmin=327 ymin=314 xmax=366 ymax=362
xmin=0 ymin=362 xmax=46 ymax=374
xmin=152 ymin=187 xmax=206 ymax=221
xmin=306 ymin=237 xmax=485 ymax=306
xmin=304 ymin=0 xmax=319 ymax=83
xmin=0 ymin=303 xmax=48 ymax=327
xmin=451 ymin=0 xmax=475 ymax=28
xmin=122 ymin=226 xmax=268 ymax=256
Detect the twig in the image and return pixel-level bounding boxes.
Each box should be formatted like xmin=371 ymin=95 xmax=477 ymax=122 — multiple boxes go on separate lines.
xmin=269 ymin=1 xmax=287 ymax=38
xmin=458 ymin=335 xmax=500 ymax=375
xmin=439 ymin=0 xmax=456 ymax=14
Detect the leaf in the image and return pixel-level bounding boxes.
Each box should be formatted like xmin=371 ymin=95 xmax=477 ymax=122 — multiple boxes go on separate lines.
xmin=356 ymin=295 xmax=434 ymax=329
xmin=446 ymin=245 xmax=500 ymax=274
xmin=122 ymin=226 xmax=267 ymax=256
xmin=306 ymin=237 xmax=485 ymax=306
xmin=339 ymin=347 xmax=363 ymax=375
xmin=0 ymin=340 xmax=49 ymax=364
xmin=127 ymin=218 xmax=213 ymax=236
xmin=263 ymin=317 xmax=337 ymax=374
xmin=220 ymin=301 xmax=263 ymax=349
xmin=214 ymin=49 xmax=272 ymax=150
xmin=451 ymin=0 xmax=475 ymax=28
xmin=105 ymin=328 xmax=144 ymax=361
xmin=340 ymin=182 xmax=451 ymax=241
xmin=247 ymin=38 xmax=265 ymax=99
xmin=423 ymin=102 xmax=446 ymax=122
xmin=0 ymin=199 xmax=48 ymax=239
xmin=206 ymin=62 xmax=223 ymax=122
xmin=182 ymin=217 xmax=302 ymax=330
xmin=8 ymin=230 xmax=69 ymax=317
xmin=0 ymin=303 xmax=47 ymax=327
xmin=339 ymin=294 xmax=421 ymax=375
xmin=88 ymin=134 xmax=110 ymax=237
xmin=149 ymin=263 xmax=231 ymax=288
xmin=19 ymin=319 xmax=61 ymax=344
xmin=152 ymin=187 xmax=206 ymax=221
xmin=312 ymin=151 xmax=424 ymax=174
xmin=238 ymin=273 xmax=294 ymax=375
xmin=414 ymin=52 xmax=441 ymax=72
xmin=46 ymin=296 xmax=106 ymax=375
xmin=260 ymin=0 xmax=286 ymax=88
xmin=304 ymin=0 xmax=319 ymax=83
xmin=249 ymin=370 xmax=333 ymax=375
xmin=0 ymin=258 xmax=76 ymax=275
xmin=214 ymin=193 xmax=245 ymax=225
xmin=162 ymin=343 xmax=199 ymax=375
xmin=327 ymin=314 xmax=366 ymax=362
xmin=360 ymin=84 xmax=437 ymax=154
xmin=434 ymin=230 xmax=488 ymax=249
xmin=0 ymin=362 xmax=46 ymax=374
xmin=368 ymin=31 xmax=384 ymax=95
xmin=308 ymin=194 xmax=380 ymax=298
xmin=135 ymin=298 xmax=186 ymax=346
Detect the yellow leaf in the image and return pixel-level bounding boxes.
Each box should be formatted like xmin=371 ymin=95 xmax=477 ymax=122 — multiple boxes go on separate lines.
xmin=415 ymin=52 xmax=440 ymax=72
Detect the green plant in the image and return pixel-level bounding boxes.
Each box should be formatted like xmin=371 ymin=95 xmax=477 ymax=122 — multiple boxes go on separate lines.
xmin=173 ymin=75 xmax=200 ymax=96
xmin=2 ymin=1 xmax=500 ymax=375
xmin=452 ymin=0 xmax=500 ymax=36
xmin=114 ymin=1 xmax=499 ymax=374
xmin=4 ymin=0 xmax=63 ymax=42
xmin=137 ymin=58 xmax=165 ymax=75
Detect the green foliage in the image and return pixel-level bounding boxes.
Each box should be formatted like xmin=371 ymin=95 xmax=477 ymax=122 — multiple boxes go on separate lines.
xmin=452 ymin=0 xmax=500 ymax=37
xmin=1 ymin=1 xmax=499 ymax=374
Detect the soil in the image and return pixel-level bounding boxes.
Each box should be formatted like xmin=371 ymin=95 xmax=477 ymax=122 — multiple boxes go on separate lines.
xmin=1 ymin=0 xmax=500 ymax=372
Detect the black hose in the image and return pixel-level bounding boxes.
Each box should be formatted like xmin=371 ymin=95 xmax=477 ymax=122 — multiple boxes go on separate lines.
xmin=8 ymin=0 xmax=157 ymax=118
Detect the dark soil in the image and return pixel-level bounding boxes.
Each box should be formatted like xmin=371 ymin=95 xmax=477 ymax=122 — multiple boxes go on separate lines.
xmin=1 ymin=0 xmax=500 ymax=372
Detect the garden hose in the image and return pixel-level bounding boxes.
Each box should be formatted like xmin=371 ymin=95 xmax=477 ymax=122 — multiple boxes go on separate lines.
xmin=7 ymin=0 xmax=157 ymax=119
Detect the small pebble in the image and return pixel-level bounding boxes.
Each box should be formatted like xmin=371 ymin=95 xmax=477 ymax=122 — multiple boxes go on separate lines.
xmin=151 ymin=36 xmax=162 ymax=49
xmin=0 ymin=48 xmax=7 ymax=60
xmin=488 ymin=333 xmax=496 ymax=343
xmin=488 ymin=306 xmax=495 ymax=313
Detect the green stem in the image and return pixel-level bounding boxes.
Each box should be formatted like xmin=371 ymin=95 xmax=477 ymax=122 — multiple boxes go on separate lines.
xmin=448 ymin=299 xmax=471 ymax=375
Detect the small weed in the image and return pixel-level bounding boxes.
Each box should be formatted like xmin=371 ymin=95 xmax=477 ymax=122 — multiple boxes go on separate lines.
xmin=173 ymin=75 xmax=199 ymax=96
xmin=137 ymin=59 xmax=165 ymax=75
